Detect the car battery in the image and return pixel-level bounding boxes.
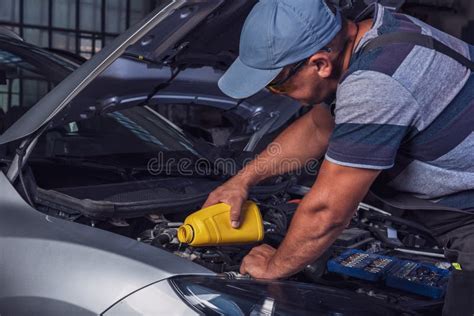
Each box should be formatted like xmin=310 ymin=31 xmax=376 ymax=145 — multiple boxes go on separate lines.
xmin=327 ymin=249 xmax=397 ymax=282
xmin=334 ymin=228 xmax=371 ymax=247
xmin=386 ymin=261 xmax=451 ymax=299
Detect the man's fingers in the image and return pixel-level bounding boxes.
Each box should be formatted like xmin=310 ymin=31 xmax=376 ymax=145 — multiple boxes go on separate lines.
xmin=248 ymin=245 xmax=265 ymax=256
xmin=240 ymin=253 xmax=257 ymax=275
xmin=260 ymin=244 xmax=276 ymax=252
xmin=202 ymin=195 xmax=242 ymax=228
xmin=202 ymin=195 xmax=244 ymax=228
xmin=230 ymin=200 xmax=243 ymax=228
xmin=249 ymin=244 xmax=275 ymax=257
xmin=239 ymin=260 xmax=247 ymax=275
xmin=201 ymin=199 xmax=214 ymax=209
xmin=239 ymin=246 xmax=275 ymax=278
xmin=202 ymin=194 xmax=220 ymax=208
xmin=202 ymin=179 xmax=250 ymax=229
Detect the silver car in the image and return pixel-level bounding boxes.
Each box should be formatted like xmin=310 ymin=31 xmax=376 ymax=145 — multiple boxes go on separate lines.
xmin=0 ymin=0 xmax=447 ymax=315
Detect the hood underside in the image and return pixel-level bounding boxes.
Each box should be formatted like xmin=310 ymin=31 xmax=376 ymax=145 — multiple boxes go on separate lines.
xmin=0 ymin=0 xmax=257 ymax=146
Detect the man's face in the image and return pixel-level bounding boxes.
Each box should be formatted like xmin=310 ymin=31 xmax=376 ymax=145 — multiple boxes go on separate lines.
xmin=268 ymin=53 xmax=339 ymax=106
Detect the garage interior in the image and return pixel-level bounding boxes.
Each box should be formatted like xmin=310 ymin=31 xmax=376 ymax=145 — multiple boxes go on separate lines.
xmin=0 ymin=0 xmax=472 ymax=146
xmin=0 ymin=1 xmax=472 ymax=315
xmin=1 ymin=0 xmax=473 ymax=58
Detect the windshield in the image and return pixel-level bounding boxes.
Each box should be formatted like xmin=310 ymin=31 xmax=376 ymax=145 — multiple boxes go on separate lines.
xmin=0 ymin=38 xmax=75 ymax=133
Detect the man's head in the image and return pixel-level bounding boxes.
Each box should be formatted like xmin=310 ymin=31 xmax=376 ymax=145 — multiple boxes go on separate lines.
xmin=218 ymin=0 xmax=346 ymax=105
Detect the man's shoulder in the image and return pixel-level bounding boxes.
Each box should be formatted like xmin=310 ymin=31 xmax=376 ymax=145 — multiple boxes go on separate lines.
xmin=340 ymin=4 xmax=471 ymax=100
xmin=335 ymin=70 xmax=417 ymax=124
xmin=340 ymin=40 xmax=416 ymax=86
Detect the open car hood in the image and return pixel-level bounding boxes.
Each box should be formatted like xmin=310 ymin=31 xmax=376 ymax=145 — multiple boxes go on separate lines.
xmin=0 ymin=0 xmax=258 ymax=146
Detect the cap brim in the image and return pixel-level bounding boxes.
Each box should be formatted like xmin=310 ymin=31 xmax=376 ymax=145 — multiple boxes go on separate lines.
xmin=218 ymin=57 xmax=282 ymax=99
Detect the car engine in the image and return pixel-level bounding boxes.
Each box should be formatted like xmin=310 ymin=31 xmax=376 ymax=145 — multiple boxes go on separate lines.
xmin=88 ymin=192 xmax=449 ymax=315
xmin=25 ymin=158 xmax=448 ymax=316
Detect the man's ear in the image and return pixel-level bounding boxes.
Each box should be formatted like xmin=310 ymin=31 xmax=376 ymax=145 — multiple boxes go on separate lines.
xmin=308 ymin=53 xmax=333 ymax=79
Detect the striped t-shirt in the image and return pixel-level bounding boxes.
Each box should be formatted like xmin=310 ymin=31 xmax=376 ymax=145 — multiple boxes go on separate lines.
xmin=326 ymin=4 xmax=474 ymax=210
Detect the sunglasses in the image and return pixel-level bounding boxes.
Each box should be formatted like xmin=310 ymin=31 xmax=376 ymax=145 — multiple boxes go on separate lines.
xmin=266 ymin=59 xmax=308 ymax=94
xmin=266 ymin=47 xmax=332 ymax=94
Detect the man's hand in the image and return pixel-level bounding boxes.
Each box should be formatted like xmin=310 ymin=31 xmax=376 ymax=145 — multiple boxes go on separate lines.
xmin=202 ymin=105 xmax=334 ymax=228
xmin=202 ymin=177 xmax=250 ymax=228
xmin=240 ymin=160 xmax=381 ymax=279
xmin=240 ymin=244 xmax=280 ymax=279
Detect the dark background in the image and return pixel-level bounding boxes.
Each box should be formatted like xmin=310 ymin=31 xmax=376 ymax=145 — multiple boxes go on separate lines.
xmin=0 ymin=0 xmax=472 ymax=61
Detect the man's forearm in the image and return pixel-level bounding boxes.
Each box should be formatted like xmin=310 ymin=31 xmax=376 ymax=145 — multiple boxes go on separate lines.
xmin=200 ymin=107 xmax=333 ymax=223
xmin=264 ymin=160 xmax=381 ymax=279
xmin=235 ymin=105 xmax=334 ymax=187
xmin=269 ymin=202 xmax=352 ymax=278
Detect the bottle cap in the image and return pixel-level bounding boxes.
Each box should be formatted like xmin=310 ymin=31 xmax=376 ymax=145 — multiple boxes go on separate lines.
xmin=178 ymin=224 xmax=194 ymax=244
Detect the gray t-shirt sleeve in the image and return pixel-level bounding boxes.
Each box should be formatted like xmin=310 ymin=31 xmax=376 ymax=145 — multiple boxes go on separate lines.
xmin=326 ymin=70 xmax=419 ymax=169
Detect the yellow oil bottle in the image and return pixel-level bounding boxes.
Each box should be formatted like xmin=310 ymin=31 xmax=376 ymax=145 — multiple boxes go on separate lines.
xmin=177 ymin=201 xmax=264 ymax=246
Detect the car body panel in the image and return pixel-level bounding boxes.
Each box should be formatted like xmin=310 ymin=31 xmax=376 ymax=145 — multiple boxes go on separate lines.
xmin=0 ymin=27 xmax=23 ymax=41
xmin=0 ymin=1 xmax=451 ymax=314
xmin=75 ymin=57 xmax=300 ymax=135
xmin=0 ymin=171 xmax=213 ymax=314
xmin=103 ymin=280 xmax=198 ymax=315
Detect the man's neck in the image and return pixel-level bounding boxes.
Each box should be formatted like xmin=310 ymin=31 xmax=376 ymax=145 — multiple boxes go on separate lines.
xmin=341 ymin=19 xmax=373 ymax=73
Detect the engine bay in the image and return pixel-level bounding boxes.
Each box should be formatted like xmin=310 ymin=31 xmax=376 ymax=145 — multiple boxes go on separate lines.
xmin=11 ymin=157 xmax=449 ymax=315
xmin=80 ymin=193 xmax=448 ymax=315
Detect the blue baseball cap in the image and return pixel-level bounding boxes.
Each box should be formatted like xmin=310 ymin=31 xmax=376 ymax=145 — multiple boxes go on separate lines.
xmin=218 ymin=0 xmax=342 ymax=99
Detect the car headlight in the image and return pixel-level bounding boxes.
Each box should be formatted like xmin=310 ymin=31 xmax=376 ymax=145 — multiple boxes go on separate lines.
xmin=168 ymin=276 xmax=412 ymax=316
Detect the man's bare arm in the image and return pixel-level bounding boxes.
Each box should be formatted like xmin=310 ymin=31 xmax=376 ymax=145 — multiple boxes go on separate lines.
xmin=237 ymin=104 xmax=335 ymax=186
xmin=241 ymin=160 xmax=380 ymax=278
xmin=203 ymin=104 xmax=334 ymax=226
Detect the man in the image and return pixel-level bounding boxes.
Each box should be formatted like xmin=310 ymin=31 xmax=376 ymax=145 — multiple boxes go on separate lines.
xmin=203 ymin=0 xmax=473 ymax=314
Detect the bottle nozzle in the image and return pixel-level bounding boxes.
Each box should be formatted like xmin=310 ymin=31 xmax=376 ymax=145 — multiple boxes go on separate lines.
xmin=178 ymin=224 xmax=194 ymax=244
